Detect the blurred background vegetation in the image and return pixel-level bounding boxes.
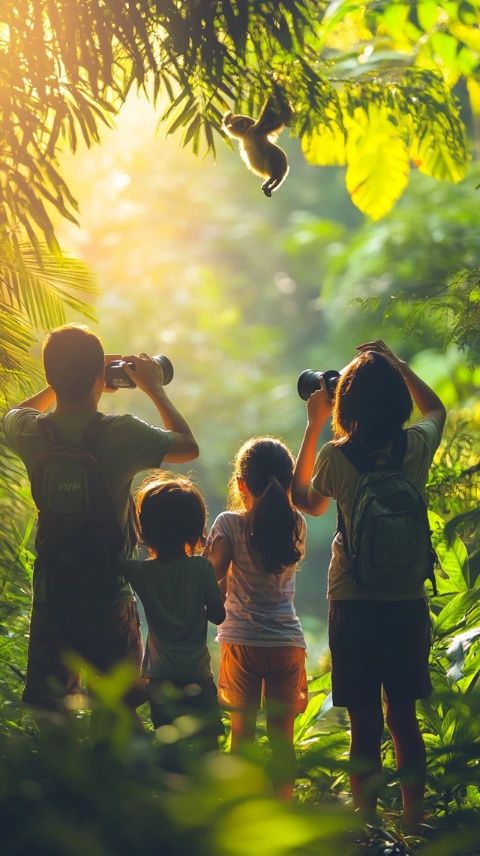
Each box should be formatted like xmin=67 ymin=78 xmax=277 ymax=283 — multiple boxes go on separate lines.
xmin=45 ymin=93 xmax=480 ymax=658
xmin=0 ymin=1 xmax=479 ymax=852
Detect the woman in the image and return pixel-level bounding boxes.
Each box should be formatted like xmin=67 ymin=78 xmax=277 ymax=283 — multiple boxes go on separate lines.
xmin=292 ymin=340 xmax=446 ymax=830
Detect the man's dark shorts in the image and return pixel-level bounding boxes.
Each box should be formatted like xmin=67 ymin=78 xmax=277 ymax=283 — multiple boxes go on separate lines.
xmin=328 ymin=598 xmax=432 ymax=708
xmin=23 ymin=594 xmax=143 ymax=709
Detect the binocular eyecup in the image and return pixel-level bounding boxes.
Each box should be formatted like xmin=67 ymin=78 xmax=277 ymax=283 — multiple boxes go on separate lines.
xmin=297 ymin=369 xmax=341 ymax=402
xmin=105 ymin=354 xmax=174 ymax=389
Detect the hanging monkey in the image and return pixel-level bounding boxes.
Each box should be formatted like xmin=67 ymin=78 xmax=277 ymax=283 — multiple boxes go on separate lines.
xmin=222 ymin=97 xmax=292 ymax=197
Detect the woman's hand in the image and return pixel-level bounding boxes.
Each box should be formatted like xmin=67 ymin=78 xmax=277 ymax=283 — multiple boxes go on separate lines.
xmin=307 ymin=388 xmax=333 ymax=430
xmin=356 ymin=340 xmax=407 ymax=373
xmin=356 ymin=340 xmax=446 ymax=429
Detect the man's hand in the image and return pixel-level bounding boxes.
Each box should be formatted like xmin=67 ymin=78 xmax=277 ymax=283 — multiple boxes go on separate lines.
xmin=113 ymin=351 xmax=199 ymax=462
xmin=122 ymin=353 xmax=164 ymax=394
xmin=103 ymin=353 xmax=122 ymax=393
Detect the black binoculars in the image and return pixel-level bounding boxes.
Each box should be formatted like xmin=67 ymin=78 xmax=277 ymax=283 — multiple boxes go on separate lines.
xmin=105 ymin=354 xmax=174 ymax=389
xmin=297 ymin=369 xmax=341 ymax=402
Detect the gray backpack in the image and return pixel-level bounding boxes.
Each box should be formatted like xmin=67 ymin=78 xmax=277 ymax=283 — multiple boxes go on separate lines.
xmin=337 ymin=432 xmax=437 ymax=595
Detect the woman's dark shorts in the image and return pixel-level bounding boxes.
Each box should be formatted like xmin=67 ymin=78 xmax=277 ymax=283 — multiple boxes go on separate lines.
xmin=328 ymin=599 xmax=432 ymax=708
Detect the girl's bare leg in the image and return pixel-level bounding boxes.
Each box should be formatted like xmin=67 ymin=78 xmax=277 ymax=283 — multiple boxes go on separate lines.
xmin=266 ymin=711 xmax=297 ymax=800
xmin=229 ymin=709 xmax=256 ymax=752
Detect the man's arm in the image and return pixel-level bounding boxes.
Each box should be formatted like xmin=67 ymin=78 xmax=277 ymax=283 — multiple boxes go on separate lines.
xmin=122 ymin=353 xmax=199 ymax=463
xmin=292 ymin=388 xmax=331 ymax=516
xmin=10 ymin=387 xmax=56 ymax=412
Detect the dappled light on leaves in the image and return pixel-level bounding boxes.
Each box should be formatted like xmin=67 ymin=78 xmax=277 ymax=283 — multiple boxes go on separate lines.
xmin=345 ymin=106 xmax=410 ymax=220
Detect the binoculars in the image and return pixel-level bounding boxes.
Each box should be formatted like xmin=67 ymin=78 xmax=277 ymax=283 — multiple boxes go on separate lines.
xmin=105 ymin=354 xmax=174 ymax=389
xmin=297 ymin=369 xmax=341 ymax=402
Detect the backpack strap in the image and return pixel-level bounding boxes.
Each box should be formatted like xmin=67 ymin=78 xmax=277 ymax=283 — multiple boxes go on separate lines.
xmin=81 ymin=413 xmax=139 ymax=551
xmin=335 ymin=441 xmax=361 ymax=561
xmin=337 ymin=439 xmax=367 ymax=474
xmin=36 ymin=412 xmax=114 ymax=450
xmin=36 ymin=414 xmax=63 ymax=446
xmin=81 ymin=413 xmax=115 ymax=450
xmin=388 ymin=430 xmax=408 ymax=470
xmin=336 ymin=503 xmax=350 ymax=560
xmin=338 ymin=430 xmax=408 ymax=474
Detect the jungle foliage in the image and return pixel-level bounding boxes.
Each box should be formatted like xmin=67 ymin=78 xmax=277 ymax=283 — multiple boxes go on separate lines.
xmin=1 ymin=0 xmax=478 ymax=242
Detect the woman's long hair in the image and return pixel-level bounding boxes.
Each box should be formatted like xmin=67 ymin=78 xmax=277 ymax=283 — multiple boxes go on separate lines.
xmin=229 ymin=437 xmax=303 ymax=575
xmin=332 ymin=350 xmax=413 ymax=449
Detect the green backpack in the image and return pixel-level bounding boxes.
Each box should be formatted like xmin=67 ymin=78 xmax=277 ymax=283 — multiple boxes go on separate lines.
xmin=30 ymin=413 xmax=137 ymax=600
xmin=337 ymin=432 xmax=437 ymax=595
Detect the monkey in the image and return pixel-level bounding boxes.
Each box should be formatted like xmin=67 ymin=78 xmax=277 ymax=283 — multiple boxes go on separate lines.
xmin=222 ymin=97 xmax=292 ymax=197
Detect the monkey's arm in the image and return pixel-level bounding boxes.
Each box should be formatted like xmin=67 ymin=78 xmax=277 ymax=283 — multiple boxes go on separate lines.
xmin=253 ymin=98 xmax=292 ymax=135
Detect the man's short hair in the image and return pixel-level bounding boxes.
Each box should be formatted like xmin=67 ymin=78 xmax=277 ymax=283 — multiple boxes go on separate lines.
xmin=43 ymin=324 xmax=104 ymax=402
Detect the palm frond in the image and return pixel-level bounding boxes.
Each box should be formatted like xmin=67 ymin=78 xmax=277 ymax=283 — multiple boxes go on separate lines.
xmin=0 ymin=240 xmax=97 ymax=330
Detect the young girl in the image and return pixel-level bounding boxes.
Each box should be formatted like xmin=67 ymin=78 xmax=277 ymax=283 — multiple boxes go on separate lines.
xmin=292 ymin=340 xmax=446 ymax=831
xmin=125 ymin=473 xmax=225 ymax=743
xmin=206 ymin=437 xmax=307 ymax=799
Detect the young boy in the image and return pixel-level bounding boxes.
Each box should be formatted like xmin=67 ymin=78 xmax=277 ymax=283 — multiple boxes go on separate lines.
xmin=126 ymin=474 xmax=225 ymax=744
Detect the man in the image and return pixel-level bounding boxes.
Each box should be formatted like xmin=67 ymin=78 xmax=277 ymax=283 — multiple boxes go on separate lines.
xmin=4 ymin=324 xmax=199 ymax=710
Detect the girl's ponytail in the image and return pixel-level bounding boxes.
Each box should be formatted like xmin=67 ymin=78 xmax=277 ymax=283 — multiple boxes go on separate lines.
xmin=250 ymin=476 xmax=302 ymax=574
xmin=230 ymin=438 xmax=303 ymax=575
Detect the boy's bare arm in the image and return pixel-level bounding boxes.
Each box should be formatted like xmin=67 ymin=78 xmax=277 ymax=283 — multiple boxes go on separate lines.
xmin=204 ymin=561 xmax=227 ymax=624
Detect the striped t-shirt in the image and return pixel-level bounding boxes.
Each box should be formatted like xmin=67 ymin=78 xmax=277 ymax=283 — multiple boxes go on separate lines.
xmin=207 ymin=511 xmax=306 ymax=648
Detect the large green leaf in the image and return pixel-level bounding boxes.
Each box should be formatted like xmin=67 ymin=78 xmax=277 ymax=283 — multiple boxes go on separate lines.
xmin=294 ymin=692 xmax=333 ymax=743
xmin=302 ymin=122 xmax=347 ymax=166
xmin=455 ymin=638 xmax=480 ymax=693
xmin=434 ymin=589 xmax=480 ymax=636
xmin=429 ymin=510 xmax=469 ymax=593
xmin=409 ymin=116 xmax=468 ymax=182
xmin=345 ymin=106 xmax=410 ymax=219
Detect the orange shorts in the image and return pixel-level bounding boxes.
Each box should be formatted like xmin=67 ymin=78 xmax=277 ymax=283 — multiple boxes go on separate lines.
xmin=218 ymin=643 xmax=308 ymax=714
